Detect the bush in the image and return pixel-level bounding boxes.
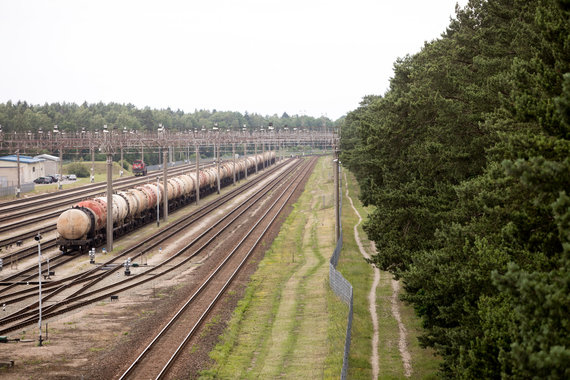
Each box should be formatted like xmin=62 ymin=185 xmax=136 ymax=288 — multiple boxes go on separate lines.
xmin=121 ymin=161 xmax=131 ymax=171
xmin=66 ymin=162 xmax=90 ymax=178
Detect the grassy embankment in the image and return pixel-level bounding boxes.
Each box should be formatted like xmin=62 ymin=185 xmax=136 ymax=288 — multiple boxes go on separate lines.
xmin=339 ymin=170 xmax=440 ymax=379
xmin=199 ymin=158 xmax=439 ymax=379
xmin=200 ymin=156 xmax=346 ymax=378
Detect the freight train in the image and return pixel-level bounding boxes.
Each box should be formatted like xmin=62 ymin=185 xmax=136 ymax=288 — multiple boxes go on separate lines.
xmin=56 ymin=151 xmax=276 ymax=254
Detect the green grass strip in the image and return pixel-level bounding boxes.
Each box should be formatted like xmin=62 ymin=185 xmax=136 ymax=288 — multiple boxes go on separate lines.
xmin=201 ymin=157 xmax=346 ymax=379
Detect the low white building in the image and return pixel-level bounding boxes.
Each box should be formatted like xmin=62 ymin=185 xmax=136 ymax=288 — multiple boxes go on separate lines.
xmin=34 ymin=154 xmax=60 ymax=176
xmin=0 ymin=155 xmax=46 ymax=185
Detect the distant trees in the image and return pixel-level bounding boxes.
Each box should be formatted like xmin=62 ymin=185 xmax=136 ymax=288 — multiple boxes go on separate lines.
xmin=0 ymin=101 xmax=338 ymax=133
xmin=341 ymin=0 xmax=569 ymax=377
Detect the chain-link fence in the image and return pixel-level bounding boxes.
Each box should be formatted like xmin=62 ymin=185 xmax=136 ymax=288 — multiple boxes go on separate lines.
xmin=0 ymin=182 xmax=35 ymax=197
xmin=330 ymin=229 xmax=353 ymax=379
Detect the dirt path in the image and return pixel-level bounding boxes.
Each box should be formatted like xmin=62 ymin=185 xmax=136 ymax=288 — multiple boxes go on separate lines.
xmin=391 ymin=278 xmax=413 ymax=377
xmin=343 ymin=172 xmax=380 ymax=379
xmin=344 ymin=172 xmax=413 ymax=378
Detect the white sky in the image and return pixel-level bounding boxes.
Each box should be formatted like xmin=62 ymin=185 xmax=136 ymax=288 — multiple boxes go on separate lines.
xmin=0 ymin=0 xmax=467 ymax=120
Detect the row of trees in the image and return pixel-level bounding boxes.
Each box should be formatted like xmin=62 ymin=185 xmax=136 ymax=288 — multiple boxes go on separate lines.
xmin=0 ymin=101 xmax=337 ymax=133
xmin=341 ymin=0 xmax=568 ymax=378
xmin=0 ymin=102 xmax=337 ymax=168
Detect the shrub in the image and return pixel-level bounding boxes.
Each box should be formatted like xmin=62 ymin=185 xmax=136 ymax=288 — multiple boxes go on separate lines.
xmin=66 ymin=162 xmax=90 ymax=178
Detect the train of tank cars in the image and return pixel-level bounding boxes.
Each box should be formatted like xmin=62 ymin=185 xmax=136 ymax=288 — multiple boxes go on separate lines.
xmin=56 ymin=151 xmax=276 ymax=254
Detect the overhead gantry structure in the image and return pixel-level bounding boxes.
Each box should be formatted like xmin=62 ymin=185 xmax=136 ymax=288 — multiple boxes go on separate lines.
xmin=0 ymin=125 xmax=335 ymax=157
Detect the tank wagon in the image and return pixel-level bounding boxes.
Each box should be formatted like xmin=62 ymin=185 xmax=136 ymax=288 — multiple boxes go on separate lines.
xmin=56 ymin=151 xmax=276 ymax=253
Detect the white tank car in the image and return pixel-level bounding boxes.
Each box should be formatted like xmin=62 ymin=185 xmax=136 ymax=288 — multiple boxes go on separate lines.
xmin=56 ymin=152 xmax=276 ymax=251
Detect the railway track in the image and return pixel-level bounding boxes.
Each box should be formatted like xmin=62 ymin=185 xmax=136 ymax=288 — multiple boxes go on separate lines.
xmin=0 ymin=239 xmax=59 ymax=269
xmin=118 ymin=156 xmax=317 ymax=379
xmin=0 ymin=163 xmax=186 ymax=215
xmin=0 ymin=158 xmax=303 ymax=336
xmin=0 ymin=159 xmax=232 ymax=263
xmin=1 ymin=157 xmax=283 ymax=290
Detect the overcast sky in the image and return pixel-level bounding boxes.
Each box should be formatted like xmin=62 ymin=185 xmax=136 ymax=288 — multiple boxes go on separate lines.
xmin=0 ymin=0 xmax=467 ymax=120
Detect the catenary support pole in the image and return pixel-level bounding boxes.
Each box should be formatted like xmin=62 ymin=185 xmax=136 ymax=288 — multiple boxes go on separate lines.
xmin=334 ymin=147 xmax=340 ymax=242
xmin=156 ymin=176 xmax=160 ymax=227
xmin=58 ymin=147 xmax=63 ymax=189
xmin=254 ymin=142 xmax=258 ymax=174
xmin=106 ymin=153 xmax=113 ymax=252
xmin=91 ymin=147 xmax=95 ymax=183
xmin=244 ymin=143 xmax=248 ymax=180
xmin=262 ymin=140 xmax=265 ymax=170
xmin=120 ymin=146 xmax=124 ymax=177
xmin=16 ymin=148 xmax=21 ymax=198
xmin=163 ymin=150 xmax=168 ymax=222
xmin=216 ymin=143 xmax=221 ymax=194
xmin=37 ymin=238 xmax=42 ymax=346
xmin=195 ymin=144 xmax=200 ymax=205
xmin=232 ymin=143 xmax=236 ymax=185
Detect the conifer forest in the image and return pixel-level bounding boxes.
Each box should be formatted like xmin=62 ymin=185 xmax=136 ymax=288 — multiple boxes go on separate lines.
xmin=340 ymin=0 xmax=569 ymax=378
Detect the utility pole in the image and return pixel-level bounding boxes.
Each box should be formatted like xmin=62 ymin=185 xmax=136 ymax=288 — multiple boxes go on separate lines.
xmin=16 ymin=148 xmax=21 ymax=198
xmin=156 ymin=176 xmax=160 ymax=227
xmin=163 ymin=150 xmax=168 ymax=222
xmin=244 ymin=142 xmax=248 ymax=180
xmin=216 ymin=142 xmax=221 ymax=194
xmin=334 ymin=142 xmax=340 ymax=242
xmin=58 ymin=147 xmax=63 ymax=189
xmin=262 ymin=139 xmax=266 ymax=170
xmin=254 ymin=141 xmax=258 ymax=174
xmin=195 ymin=144 xmax=200 ymax=205
xmin=120 ymin=145 xmax=124 ymax=177
xmin=35 ymin=233 xmax=42 ymax=346
xmin=106 ymin=152 xmax=113 ymax=252
xmin=232 ymin=143 xmax=236 ymax=185
xmin=212 ymin=124 xmax=221 ymax=195
xmin=103 ymin=125 xmax=114 ymax=252
xmin=90 ymin=146 xmax=95 ymax=183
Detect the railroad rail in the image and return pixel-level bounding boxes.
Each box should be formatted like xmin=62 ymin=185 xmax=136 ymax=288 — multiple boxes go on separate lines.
xmin=0 ymin=159 xmax=221 ymax=258
xmin=119 ymin=156 xmax=317 ymax=379
xmin=0 ymin=158 xmax=214 ymax=221
xmin=0 ymin=158 xmax=304 ymax=335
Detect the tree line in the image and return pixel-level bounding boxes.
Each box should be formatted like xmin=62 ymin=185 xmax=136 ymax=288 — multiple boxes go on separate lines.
xmin=0 ymin=102 xmax=337 ymax=167
xmin=341 ymin=0 xmax=568 ymax=378
xmin=0 ymin=101 xmax=337 ymax=133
